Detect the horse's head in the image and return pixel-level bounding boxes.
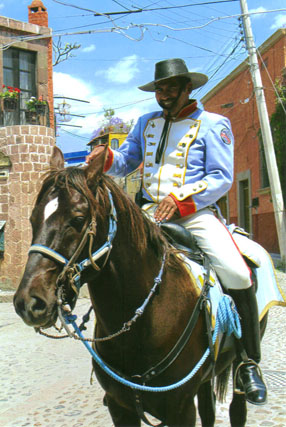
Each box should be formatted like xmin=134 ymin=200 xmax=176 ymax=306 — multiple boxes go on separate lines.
xmin=13 ymin=146 xmax=108 ymax=328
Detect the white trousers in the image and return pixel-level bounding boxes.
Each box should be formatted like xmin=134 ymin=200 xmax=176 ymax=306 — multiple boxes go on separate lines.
xmin=144 ymin=206 xmax=252 ymax=290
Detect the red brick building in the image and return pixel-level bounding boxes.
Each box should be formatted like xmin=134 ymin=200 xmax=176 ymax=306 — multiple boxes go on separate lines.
xmin=201 ymin=29 xmax=286 ymax=254
xmin=0 ymin=1 xmax=55 ymax=289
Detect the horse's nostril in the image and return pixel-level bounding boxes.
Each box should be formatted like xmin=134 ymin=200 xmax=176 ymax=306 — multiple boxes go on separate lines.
xmin=31 ymin=296 xmax=47 ymax=313
xmin=14 ymin=291 xmax=51 ymax=326
xmin=14 ymin=297 xmax=25 ymax=316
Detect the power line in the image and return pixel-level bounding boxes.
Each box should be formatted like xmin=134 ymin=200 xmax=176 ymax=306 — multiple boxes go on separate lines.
xmin=111 ymin=0 xmax=132 ymax=11
xmin=53 ymin=13 xmax=129 ymax=32
xmin=2 ymin=8 xmax=284 ymax=49
xmin=68 ymin=54 xmax=229 ymax=62
xmin=73 ymin=96 xmax=154 ymax=116
xmin=154 ymin=0 xmax=239 ymax=28
xmin=194 ymin=38 xmax=243 ymax=96
xmin=256 ymin=49 xmax=286 ymax=117
xmin=162 ymin=34 xmax=239 ymax=57
xmin=59 ymin=128 xmax=90 ymax=139
xmin=52 ymin=8 xmax=286 ymax=36
xmin=51 ymin=0 xmax=240 ymax=17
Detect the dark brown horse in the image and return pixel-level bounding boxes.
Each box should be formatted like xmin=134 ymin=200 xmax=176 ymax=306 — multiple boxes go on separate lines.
xmin=14 ymin=147 xmax=267 ymax=426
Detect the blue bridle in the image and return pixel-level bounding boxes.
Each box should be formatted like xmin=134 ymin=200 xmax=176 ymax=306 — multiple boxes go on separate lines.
xmin=28 ymin=189 xmax=117 ymax=295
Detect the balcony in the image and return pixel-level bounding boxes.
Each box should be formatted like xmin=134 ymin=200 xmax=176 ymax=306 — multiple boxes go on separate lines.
xmin=0 ymin=97 xmax=50 ymax=127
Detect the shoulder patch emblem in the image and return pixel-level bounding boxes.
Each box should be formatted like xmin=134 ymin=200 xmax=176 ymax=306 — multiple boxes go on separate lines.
xmin=220 ymin=128 xmax=232 ymax=145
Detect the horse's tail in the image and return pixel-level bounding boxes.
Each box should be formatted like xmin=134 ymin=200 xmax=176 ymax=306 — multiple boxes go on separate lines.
xmin=216 ymin=365 xmax=231 ymax=402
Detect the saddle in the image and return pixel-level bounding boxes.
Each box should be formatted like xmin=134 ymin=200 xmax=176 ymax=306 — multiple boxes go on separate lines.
xmin=160 ymin=222 xmax=203 ymax=264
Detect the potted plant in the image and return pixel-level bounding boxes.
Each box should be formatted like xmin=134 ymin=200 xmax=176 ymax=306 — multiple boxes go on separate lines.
xmin=26 ymin=96 xmax=47 ymax=114
xmin=25 ymin=96 xmax=47 ymax=124
xmin=0 ymin=85 xmax=21 ymax=111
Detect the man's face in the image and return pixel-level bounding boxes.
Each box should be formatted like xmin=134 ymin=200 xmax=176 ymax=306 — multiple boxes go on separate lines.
xmin=155 ymin=77 xmax=192 ymax=115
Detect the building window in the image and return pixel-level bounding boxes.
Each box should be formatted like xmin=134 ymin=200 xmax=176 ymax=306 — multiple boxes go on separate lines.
xmin=2 ymin=47 xmax=36 ymax=125
xmin=110 ymin=138 xmax=119 ymax=149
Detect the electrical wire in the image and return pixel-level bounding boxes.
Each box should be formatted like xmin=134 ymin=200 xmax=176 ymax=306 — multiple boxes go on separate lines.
xmin=58 ymin=127 xmax=90 ymax=139
xmin=159 ymin=34 xmax=239 ymax=57
xmin=2 ymin=8 xmax=285 ymax=49
xmin=78 ymin=96 xmax=154 ymax=116
xmin=51 ymin=0 xmax=240 ymax=16
xmin=257 ymin=49 xmax=286 ymax=117
xmin=160 ymin=0 xmax=239 ymax=29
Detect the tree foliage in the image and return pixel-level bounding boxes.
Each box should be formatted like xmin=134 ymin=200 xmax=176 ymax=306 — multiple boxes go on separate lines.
xmin=53 ymin=36 xmax=81 ymax=67
xmin=90 ymin=108 xmax=134 ymax=140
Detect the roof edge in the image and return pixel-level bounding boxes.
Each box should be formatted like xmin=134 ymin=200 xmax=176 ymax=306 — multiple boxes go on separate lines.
xmin=0 ymin=15 xmax=51 ymax=35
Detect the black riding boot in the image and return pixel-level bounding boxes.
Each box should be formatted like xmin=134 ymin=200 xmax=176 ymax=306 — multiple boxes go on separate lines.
xmin=228 ymin=286 xmax=267 ymax=405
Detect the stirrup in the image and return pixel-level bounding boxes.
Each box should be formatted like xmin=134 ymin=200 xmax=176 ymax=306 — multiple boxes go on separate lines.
xmin=233 ymin=359 xmax=263 ymax=394
xmin=233 ymin=359 xmax=267 ymax=405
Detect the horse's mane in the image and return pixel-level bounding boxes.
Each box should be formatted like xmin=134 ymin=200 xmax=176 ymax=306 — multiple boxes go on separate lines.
xmin=37 ymin=166 xmax=182 ymax=270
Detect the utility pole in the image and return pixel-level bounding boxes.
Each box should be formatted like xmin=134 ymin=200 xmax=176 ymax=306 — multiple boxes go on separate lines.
xmin=240 ymin=0 xmax=286 ymax=264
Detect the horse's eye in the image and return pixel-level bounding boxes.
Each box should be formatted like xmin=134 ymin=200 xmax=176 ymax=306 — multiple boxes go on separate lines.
xmin=71 ymin=216 xmax=85 ymax=231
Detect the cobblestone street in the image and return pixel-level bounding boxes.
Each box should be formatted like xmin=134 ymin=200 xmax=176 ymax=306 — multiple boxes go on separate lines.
xmin=0 ymin=272 xmax=286 ymax=427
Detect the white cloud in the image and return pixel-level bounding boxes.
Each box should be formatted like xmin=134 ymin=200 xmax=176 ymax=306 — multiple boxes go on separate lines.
xmin=53 ymin=70 xmax=155 ymax=150
xmin=53 ymin=71 xmax=95 ymax=101
xmin=53 ymin=71 xmax=102 ymax=137
xmin=81 ymin=44 xmax=96 ymax=53
xmin=0 ymin=3 xmax=4 ymax=9
xmin=271 ymin=13 xmax=286 ymax=30
xmin=249 ymin=7 xmax=267 ymax=18
xmin=97 ymin=54 xmax=140 ymax=84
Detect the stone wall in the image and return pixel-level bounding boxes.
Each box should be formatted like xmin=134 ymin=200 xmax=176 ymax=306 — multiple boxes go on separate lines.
xmin=0 ymin=125 xmax=55 ymax=289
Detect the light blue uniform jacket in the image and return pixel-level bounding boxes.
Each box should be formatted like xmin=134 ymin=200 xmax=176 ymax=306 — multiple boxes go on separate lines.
xmin=107 ymin=107 xmax=234 ymax=213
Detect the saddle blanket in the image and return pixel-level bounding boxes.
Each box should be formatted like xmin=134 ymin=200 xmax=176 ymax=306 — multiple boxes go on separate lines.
xmin=179 ymin=228 xmax=286 ymax=327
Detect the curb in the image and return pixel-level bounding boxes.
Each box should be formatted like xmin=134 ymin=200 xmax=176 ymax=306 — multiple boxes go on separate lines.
xmin=0 ymin=291 xmax=14 ymax=303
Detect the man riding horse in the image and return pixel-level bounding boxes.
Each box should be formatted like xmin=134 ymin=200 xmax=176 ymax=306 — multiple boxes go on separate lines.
xmin=86 ymin=58 xmax=267 ymax=405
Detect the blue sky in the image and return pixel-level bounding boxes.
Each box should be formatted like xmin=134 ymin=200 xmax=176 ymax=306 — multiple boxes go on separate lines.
xmin=1 ymin=0 xmax=286 ymax=153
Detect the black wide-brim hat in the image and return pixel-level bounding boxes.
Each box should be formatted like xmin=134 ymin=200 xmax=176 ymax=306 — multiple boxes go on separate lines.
xmin=138 ymin=58 xmax=208 ymax=92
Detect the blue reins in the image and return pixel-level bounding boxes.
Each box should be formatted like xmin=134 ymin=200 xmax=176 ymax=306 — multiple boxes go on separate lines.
xmin=64 ymin=294 xmax=241 ymax=392
xmin=32 ymin=187 xmax=241 ymax=392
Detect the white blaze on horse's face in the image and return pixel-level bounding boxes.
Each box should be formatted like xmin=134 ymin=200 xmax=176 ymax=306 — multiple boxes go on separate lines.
xmin=44 ymin=197 xmax=59 ymax=222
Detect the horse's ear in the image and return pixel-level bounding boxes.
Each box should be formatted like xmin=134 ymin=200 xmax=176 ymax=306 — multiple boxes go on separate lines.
xmin=50 ymin=146 xmax=65 ymax=169
xmin=85 ymin=144 xmax=108 ymax=189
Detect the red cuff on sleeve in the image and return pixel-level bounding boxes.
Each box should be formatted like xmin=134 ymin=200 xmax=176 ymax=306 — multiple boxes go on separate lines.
xmin=169 ymin=194 xmax=197 ymax=217
xmin=103 ymin=147 xmax=114 ymax=172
